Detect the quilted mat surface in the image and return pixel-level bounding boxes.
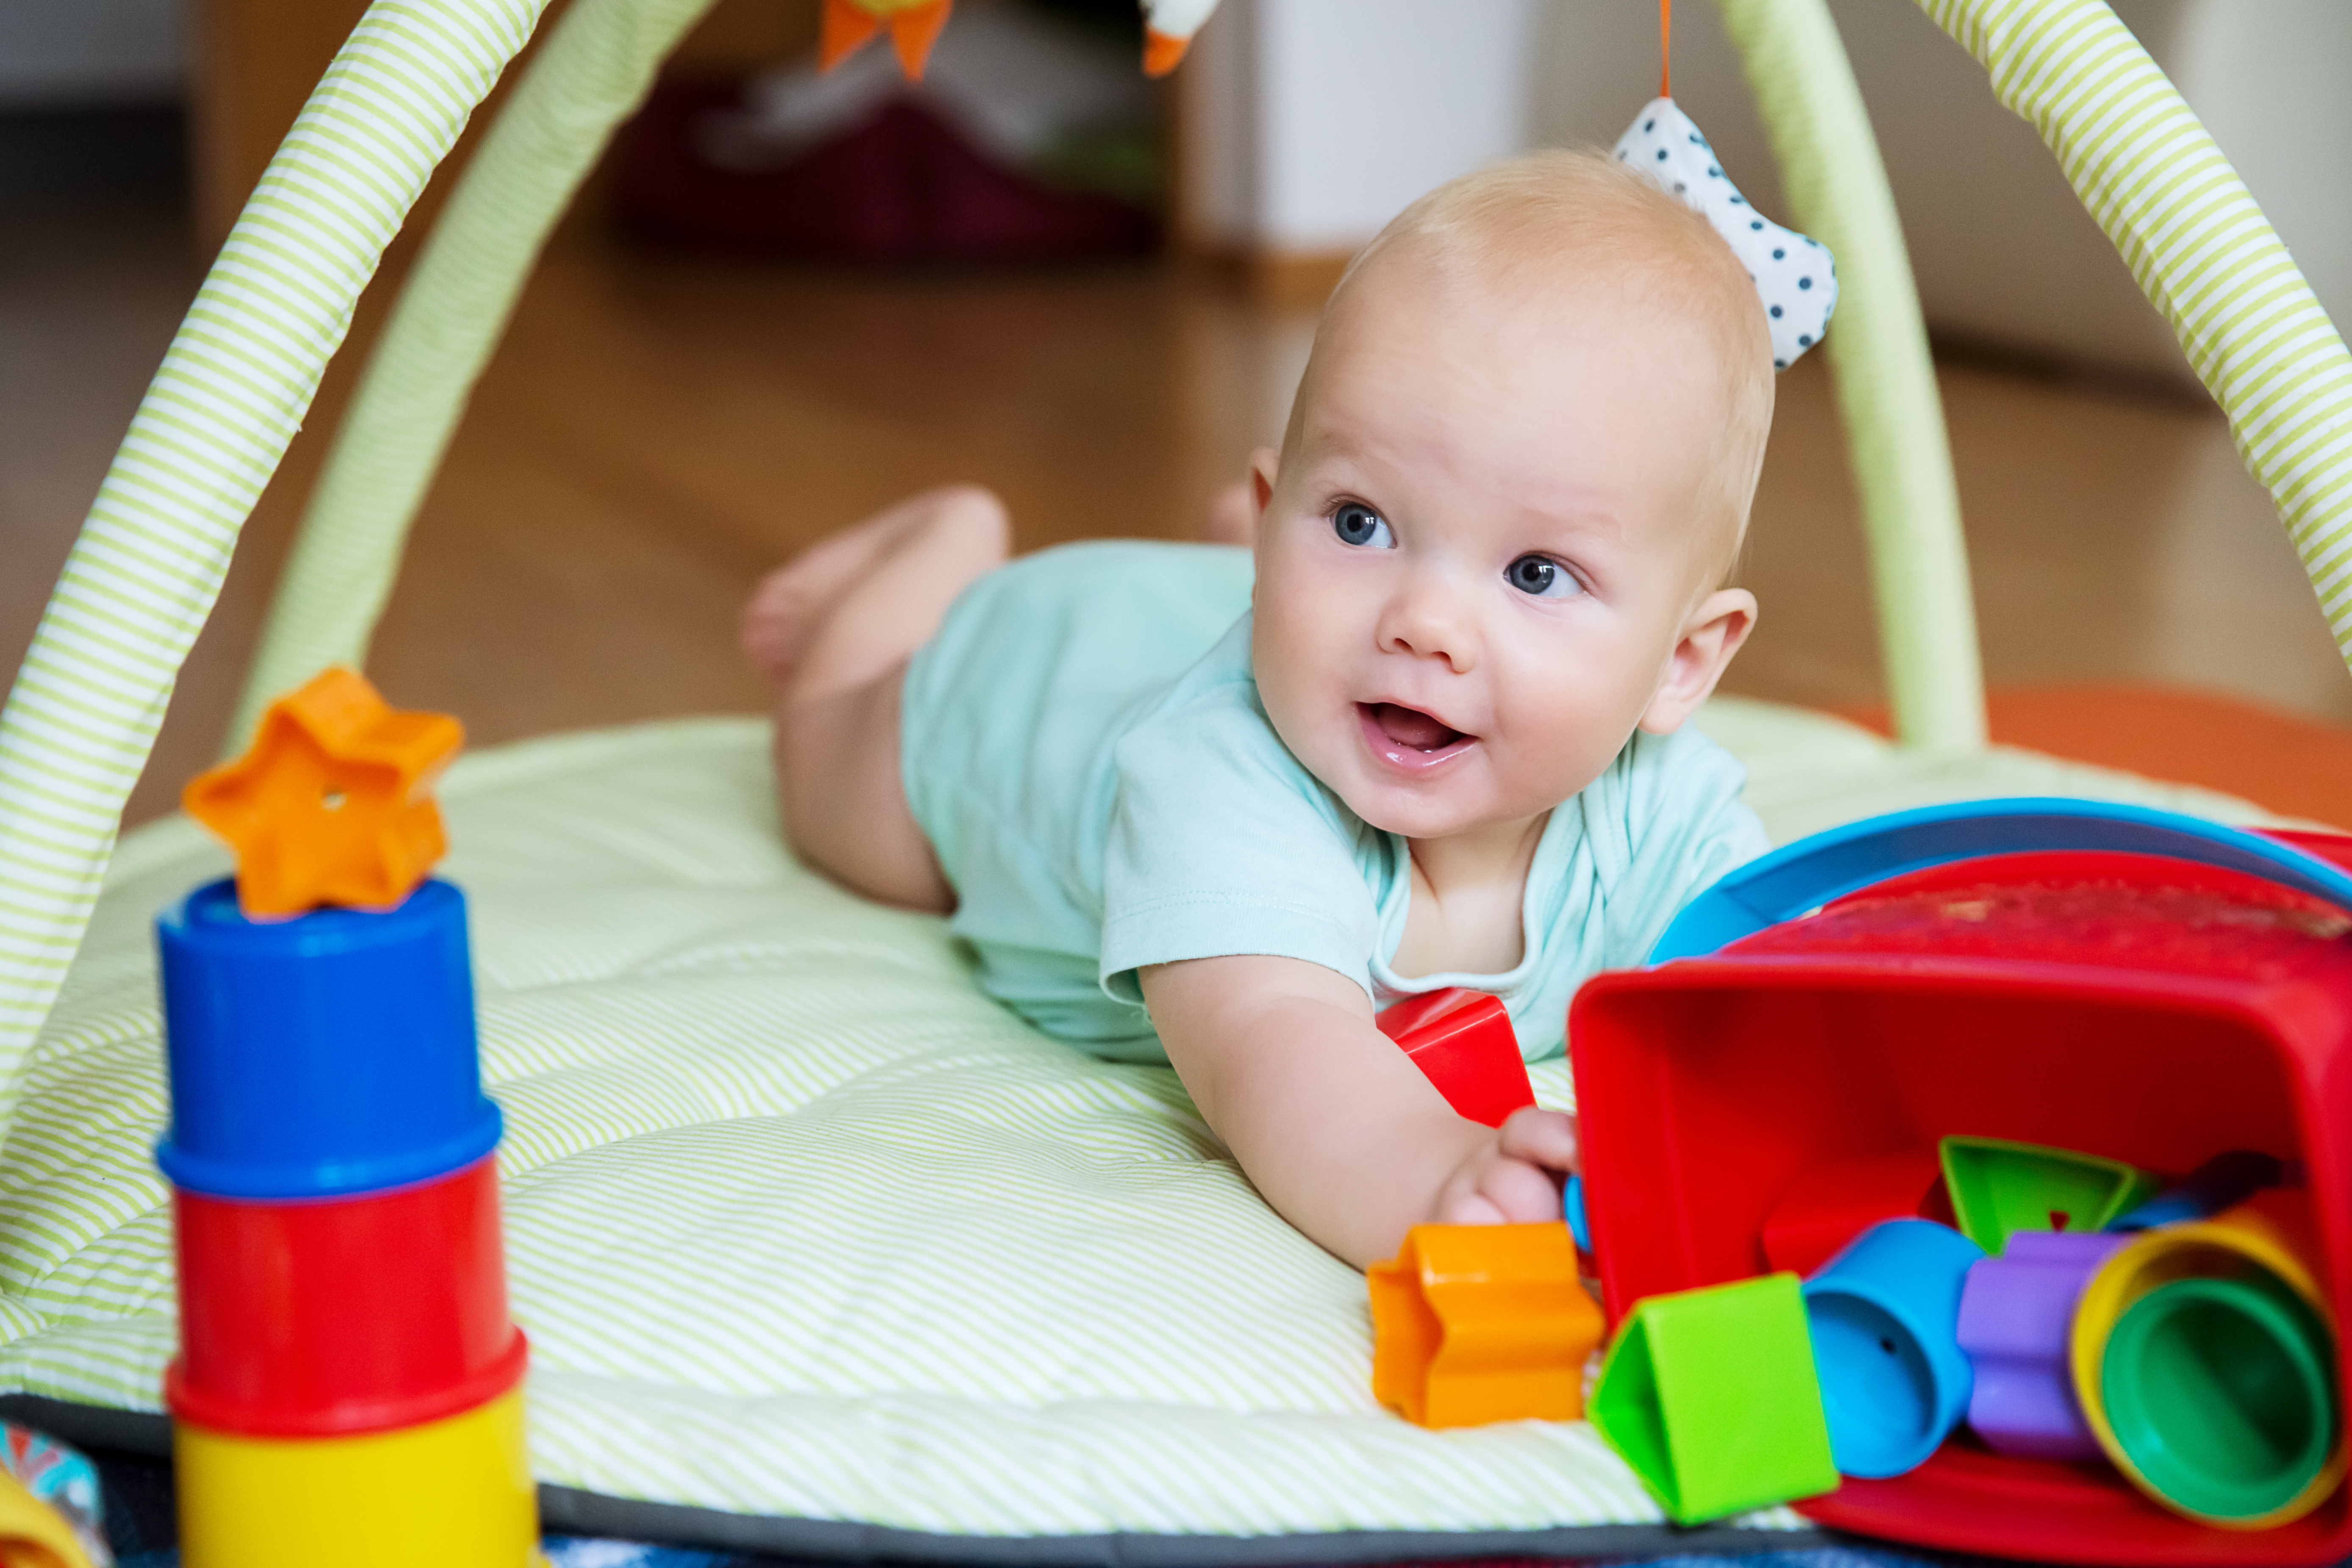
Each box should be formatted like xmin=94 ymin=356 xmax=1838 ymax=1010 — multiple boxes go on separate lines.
xmin=0 ymin=702 xmax=2277 ymax=1553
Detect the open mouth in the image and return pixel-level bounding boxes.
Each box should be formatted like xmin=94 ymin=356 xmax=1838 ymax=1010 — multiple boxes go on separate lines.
xmin=1357 ymin=702 xmax=1475 ymax=771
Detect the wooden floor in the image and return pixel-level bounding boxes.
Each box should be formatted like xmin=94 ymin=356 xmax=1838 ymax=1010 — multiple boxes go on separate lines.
xmin=7 ymin=188 xmax=2351 ymax=828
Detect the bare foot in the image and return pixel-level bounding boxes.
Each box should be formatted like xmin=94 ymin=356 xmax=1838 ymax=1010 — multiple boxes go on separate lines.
xmin=741 ymin=485 xmax=1008 ymax=688
xmin=1202 ymin=479 xmax=1256 ymax=547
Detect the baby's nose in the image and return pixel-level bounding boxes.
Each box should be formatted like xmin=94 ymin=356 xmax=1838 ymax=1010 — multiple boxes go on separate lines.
xmin=1379 ymin=583 xmax=1477 ymax=672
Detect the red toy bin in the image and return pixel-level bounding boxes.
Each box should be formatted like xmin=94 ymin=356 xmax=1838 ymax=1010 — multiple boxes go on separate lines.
xmin=1570 ymin=853 xmax=2352 ymax=1566
xmin=168 ymin=1153 xmax=527 ymax=1438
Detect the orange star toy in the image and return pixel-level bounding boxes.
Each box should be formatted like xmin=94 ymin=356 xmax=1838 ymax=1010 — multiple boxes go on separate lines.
xmin=183 ymin=668 xmax=463 ymax=919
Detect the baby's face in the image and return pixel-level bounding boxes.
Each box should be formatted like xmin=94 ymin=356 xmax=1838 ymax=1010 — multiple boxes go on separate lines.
xmin=1252 ymin=250 xmax=1751 ymax=842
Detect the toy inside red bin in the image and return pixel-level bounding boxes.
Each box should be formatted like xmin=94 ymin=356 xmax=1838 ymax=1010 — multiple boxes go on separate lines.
xmin=1571 ymin=798 xmax=2352 ymax=1568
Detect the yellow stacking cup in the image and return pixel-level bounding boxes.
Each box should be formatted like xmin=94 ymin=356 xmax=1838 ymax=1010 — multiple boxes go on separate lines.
xmin=175 ymin=1383 xmax=543 ymax=1568
xmin=2071 ymin=1190 xmax=2345 ymax=1529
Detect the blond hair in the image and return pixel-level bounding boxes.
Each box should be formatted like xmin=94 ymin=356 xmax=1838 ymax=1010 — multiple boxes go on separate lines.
xmin=1302 ymin=148 xmax=1776 ymax=576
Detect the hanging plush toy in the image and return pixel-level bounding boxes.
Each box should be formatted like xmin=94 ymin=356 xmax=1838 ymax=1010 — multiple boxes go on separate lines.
xmin=1614 ymin=0 xmax=1837 ymax=368
xmin=1139 ymin=0 xmax=1222 ymax=76
xmin=819 ymin=0 xmax=1224 ymax=82
xmin=818 ymin=0 xmax=956 ymax=79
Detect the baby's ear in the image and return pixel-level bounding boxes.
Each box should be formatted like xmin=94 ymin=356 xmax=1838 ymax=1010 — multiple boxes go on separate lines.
xmin=1639 ymin=589 xmax=1757 ymax=736
xmin=1249 ymin=447 xmax=1279 ymax=517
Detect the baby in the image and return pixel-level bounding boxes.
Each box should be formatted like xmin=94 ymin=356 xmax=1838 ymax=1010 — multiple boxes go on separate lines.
xmin=744 ymin=148 xmax=1776 ymax=1268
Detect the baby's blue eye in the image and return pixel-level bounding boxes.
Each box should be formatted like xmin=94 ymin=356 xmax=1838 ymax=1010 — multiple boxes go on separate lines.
xmin=1506 ymin=554 xmax=1580 ymax=599
xmin=1332 ymin=503 xmax=1393 ymax=549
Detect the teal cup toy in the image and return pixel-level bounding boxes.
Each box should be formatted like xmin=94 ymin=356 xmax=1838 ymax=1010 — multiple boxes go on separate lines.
xmin=1802 ymin=1218 xmax=1985 ymax=1478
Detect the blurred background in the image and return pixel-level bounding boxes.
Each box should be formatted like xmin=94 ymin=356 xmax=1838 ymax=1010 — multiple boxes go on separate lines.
xmin=5 ymin=0 xmax=2351 ymax=826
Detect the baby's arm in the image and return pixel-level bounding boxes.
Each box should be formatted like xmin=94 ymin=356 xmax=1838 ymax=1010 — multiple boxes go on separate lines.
xmin=1140 ymin=955 xmax=1579 ymax=1268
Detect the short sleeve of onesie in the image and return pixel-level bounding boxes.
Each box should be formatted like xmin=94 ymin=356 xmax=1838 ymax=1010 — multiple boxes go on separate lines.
xmin=1098 ymin=618 xmax=1392 ymax=1004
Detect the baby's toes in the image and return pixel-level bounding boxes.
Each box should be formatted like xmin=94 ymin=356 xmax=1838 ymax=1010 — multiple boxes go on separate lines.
xmin=739 ymin=568 xmax=818 ymax=682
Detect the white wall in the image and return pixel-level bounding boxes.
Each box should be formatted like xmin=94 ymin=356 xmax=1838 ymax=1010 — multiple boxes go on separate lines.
xmin=1180 ymin=0 xmax=1542 ymax=254
xmin=2166 ymin=0 xmax=2352 ymax=373
xmin=1540 ymin=0 xmax=2352 ymax=382
xmin=1185 ymin=0 xmax=2352 ymax=381
xmin=0 ymin=0 xmax=187 ymax=108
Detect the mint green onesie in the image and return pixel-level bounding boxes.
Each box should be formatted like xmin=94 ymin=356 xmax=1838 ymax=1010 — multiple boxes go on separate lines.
xmin=899 ymin=539 xmax=1767 ymax=1063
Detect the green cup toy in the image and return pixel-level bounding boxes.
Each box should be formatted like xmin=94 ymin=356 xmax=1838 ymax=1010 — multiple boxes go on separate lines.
xmin=2102 ymin=1272 xmax=2338 ymax=1527
xmin=2073 ymin=1191 xmax=2347 ymax=1530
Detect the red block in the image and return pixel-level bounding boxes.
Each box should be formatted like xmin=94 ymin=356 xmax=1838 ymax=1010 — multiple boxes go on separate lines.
xmin=1378 ymin=988 xmax=1536 ymax=1128
xmin=169 ymin=1154 xmax=526 ymax=1438
xmin=1759 ymin=1150 xmax=1950 ymax=1277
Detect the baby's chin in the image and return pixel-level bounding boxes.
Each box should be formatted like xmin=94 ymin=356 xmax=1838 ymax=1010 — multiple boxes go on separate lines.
xmin=1267 ymin=690 xmax=1603 ymax=840
xmin=1321 ymin=731 xmax=1631 ymax=843
xmin=1325 ymin=762 xmax=1535 ymax=843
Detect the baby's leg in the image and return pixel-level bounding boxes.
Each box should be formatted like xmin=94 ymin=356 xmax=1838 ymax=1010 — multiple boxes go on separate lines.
xmin=743 ymin=485 xmax=1010 ymax=912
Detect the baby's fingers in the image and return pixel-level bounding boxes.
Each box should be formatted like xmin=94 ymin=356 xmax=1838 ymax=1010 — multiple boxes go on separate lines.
xmin=1434 ymin=1144 xmax=1558 ymax=1225
xmin=1496 ymin=1106 xmax=1579 ymax=1172
xmin=1454 ymin=1153 xmax=1561 ymax=1224
xmin=1433 ymin=1186 xmax=1511 ymax=1227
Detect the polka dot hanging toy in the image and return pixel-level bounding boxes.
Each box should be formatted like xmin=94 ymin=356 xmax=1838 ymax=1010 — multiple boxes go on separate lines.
xmin=1615 ymin=0 xmax=1837 ymax=370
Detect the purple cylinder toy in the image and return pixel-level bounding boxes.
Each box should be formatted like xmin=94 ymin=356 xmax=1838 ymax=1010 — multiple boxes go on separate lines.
xmin=1956 ymin=1230 xmax=2129 ymax=1459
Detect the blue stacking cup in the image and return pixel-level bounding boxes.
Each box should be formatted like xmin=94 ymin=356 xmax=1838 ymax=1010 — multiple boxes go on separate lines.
xmin=155 ymin=878 xmax=501 ymax=1199
xmin=1802 ymin=1218 xmax=1985 ymax=1477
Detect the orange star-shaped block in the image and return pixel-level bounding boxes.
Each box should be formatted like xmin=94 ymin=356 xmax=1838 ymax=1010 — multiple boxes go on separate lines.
xmin=1369 ymin=1222 xmax=1603 ymax=1429
xmin=183 ymin=667 xmax=463 ymax=919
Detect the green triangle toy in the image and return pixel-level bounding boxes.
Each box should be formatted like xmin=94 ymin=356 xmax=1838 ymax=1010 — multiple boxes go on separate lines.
xmin=1938 ymin=1135 xmax=2164 ymax=1254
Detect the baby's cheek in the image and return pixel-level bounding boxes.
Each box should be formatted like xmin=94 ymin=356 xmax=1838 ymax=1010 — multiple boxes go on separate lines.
xmin=1498 ymin=684 xmax=1642 ymax=802
xmin=1251 ymin=627 xmax=1341 ymax=774
xmin=1254 ymin=589 xmax=1349 ymax=718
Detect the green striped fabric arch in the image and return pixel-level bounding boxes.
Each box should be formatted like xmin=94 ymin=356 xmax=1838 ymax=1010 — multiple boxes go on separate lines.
xmin=1717 ymin=0 xmax=1985 ymax=755
xmin=1916 ymin=0 xmax=2352 ymax=656
xmin=0 ymin=0 xmax=547 ymax=1153
xmin=227 ymin=0 xmax=718 ymax=750
xmin=234 ymin=0 xmax=1992 ymax=757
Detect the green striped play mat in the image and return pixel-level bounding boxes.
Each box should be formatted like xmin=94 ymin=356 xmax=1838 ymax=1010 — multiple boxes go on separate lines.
xmin=0 ymin=703 xmax=2276 ymax=1556
xmin=0 ymin=0 xmax=2345 ymax=1554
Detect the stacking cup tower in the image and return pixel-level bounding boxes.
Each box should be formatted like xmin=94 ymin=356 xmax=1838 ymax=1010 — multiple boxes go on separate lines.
xmin=161 ymin=668 xmax=539 ymax=1568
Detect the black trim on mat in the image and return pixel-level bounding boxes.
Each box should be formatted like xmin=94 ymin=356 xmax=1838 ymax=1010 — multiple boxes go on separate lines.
xmin=0 ymin=1396 xmax=1831 ymax=1564
xmin=0 ymin=1396 xmax=169 ymax=1457
xmin=537 ymin=1489 xmax=1828 ymax=1562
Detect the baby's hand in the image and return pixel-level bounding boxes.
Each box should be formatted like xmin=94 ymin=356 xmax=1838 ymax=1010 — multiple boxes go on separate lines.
xmin=1432 ymin=1107 xmax=1580 ymax=1226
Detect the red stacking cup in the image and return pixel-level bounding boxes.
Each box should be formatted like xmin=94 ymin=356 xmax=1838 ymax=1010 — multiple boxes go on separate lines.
xmin=167 ymin=1154 xmax=528 ymax=1437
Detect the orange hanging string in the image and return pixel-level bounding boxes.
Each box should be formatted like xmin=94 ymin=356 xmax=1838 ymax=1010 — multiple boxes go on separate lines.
xmin=1659 ymin=0 xmax=1673 ymax=98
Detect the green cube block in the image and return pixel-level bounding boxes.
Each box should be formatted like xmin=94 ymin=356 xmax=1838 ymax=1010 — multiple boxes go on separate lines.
xmin=1589 ymin=1273 xmax=1839 ymax=1524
